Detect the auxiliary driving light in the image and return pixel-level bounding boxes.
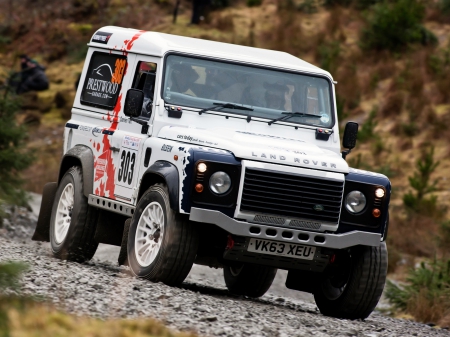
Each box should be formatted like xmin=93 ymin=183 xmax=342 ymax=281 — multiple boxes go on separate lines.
xmin=197 ymin=162 xmax=207 ymax=173
xmin=375 ymin=188 xmax=385 ymax=198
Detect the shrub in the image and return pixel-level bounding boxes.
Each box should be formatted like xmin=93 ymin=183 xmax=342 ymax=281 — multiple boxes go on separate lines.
xmin=438 ymin=221 xmax=450 ymax=255
xmin=401 ymin=122 xmax=419 ymax=137
xmin=376 ymin=164 xmax=397 ymax=178
xmin=212 ymin=0 xmax=231 ymax=6
xmin=402 ymin=146 xmax=442 ymax=216
xmin=0 ymin=262 xmax=28 ymax=336
xmin=386 ymin=259 xmax=450 ymax=325
xmin=0 ymin=87 xmax=35 ymax=214
xmin=441 ymin=0 xmax=450 ymax=14
xmin=298 ymin=0 xmax=318 ymax=13
xmin=246 ymin=0 xmax=262 ymax=6
xmin=318 ymin=41 xmax=340 ymax=73
xmin=357 ymin=108 xmax=377 ymax=142
xmin=324 ymin=0 xmax=352 ymax=6
xmin=360 ymin=0 xmax=437 ymax=51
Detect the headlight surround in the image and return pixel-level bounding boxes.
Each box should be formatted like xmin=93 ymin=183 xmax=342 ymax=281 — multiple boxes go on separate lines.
xmin=345 ymin=190 xmax=367 ymax=214
xmin=209 ymin=171 xmax=231 ymax=195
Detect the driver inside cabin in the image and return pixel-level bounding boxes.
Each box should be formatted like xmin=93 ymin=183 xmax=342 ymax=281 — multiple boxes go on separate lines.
xmin=132 ymin=61 xmax=157 ymax=118
xmin=168 ymin=63 xmax=200 ymax=97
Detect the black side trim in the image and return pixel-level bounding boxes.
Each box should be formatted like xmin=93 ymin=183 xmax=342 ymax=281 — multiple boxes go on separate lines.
xmin=66 ymin=123 xmax=79 ymax=129
xmin=139 ymin=161 xmax=179 ymax=212
xmin=59 ymin=145 xmax=95 ymax=197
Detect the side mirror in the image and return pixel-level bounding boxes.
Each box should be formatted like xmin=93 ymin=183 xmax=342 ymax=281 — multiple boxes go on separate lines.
xmin=124 ymin=89 xmax=144 ymax=118
xmin=342 ymin=122 xmax=358 ymax=160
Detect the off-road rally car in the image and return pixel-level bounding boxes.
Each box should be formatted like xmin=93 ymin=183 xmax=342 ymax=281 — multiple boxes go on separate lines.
xmin=33 ymin=26 xmax=390 ymax=320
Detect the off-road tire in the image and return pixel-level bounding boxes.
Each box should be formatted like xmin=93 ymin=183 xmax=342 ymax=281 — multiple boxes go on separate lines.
xmin=224 ymin=263 xmax=277 ymax=298
xmin=314 ymin=242 xmax=388 ymax=320
xmin=50 ymin=166 xmax=99 ymax=262
xmin=127 ymin=183 xmax=199 ymax=286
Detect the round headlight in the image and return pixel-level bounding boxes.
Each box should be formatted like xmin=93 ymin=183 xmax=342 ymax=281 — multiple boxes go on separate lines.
xmin=209 ymin=171 xmax=231 ymax=195
xmin=345 ymin=191 xmax=367 ymax=214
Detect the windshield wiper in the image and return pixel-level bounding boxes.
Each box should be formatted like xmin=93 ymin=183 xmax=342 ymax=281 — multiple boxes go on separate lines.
xmin=198 ymin=102 xmax=253 ymax=115
xmin=268 ymin=111 xmax=321 ymax=126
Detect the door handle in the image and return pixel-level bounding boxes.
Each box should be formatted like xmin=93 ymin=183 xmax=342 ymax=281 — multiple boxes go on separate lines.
xmin=110 ymin=147 xmax=120 ymax=152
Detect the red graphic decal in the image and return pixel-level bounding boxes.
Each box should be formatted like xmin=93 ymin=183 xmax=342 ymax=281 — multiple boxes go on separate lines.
xmin=100 ymin=93 xmax=123 ymax=199
xmin=124 ymin=30 xmax=146 ymax=51
xmin=96 ymin=143 xmax=100 ymax=152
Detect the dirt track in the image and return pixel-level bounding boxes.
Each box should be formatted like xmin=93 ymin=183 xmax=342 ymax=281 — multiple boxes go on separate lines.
xmin=0 ymin=197 xmax=448 ymax=337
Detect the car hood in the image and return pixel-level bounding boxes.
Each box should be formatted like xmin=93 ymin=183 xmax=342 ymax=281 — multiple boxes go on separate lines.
xmin=158 ymin=126 xmax=349 ymax=173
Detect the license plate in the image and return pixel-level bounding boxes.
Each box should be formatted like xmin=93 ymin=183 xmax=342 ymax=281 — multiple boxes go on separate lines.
xmin=247 ymin=238 xmax=316 ymax=260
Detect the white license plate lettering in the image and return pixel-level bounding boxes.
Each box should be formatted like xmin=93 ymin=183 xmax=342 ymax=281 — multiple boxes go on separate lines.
xmin=248 ymin=239 xmax=315 ymax=260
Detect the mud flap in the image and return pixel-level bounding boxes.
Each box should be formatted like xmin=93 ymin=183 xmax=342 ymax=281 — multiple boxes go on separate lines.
xmin=285 ymin=270 xmax=319 ymax=294
xmin=32 ymin=182 xmax=57 ymax=242
xmin=118 ymin=218 xmax=131 ymax=266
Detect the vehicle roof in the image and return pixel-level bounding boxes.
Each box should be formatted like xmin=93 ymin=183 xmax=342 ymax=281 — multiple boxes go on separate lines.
xmin=89 ymin=26 xmax=333 ymax=79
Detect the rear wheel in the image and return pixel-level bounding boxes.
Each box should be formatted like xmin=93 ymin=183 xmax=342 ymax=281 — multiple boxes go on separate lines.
xmin=314 ymin=242 xmax=388 ymax=319
xmin=224 ymin=263 xmax=277 ymax=298
xmin=127 ymin=184 xmax=199 ymax=286
xmin=49 ymin=166 xmax=99 ymax=262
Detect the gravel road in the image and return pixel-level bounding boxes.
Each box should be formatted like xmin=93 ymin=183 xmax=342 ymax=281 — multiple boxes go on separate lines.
xmin=1 ymin=198 xmax=448 ymax=337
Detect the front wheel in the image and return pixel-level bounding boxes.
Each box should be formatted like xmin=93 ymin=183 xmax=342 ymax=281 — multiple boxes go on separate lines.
xmin=314 ymin=242 xmax=388 ymax=319
xmin=49 ymin=166 xmax=99 ymax=262
xmin=127 ymin=184 xmax=198 ymax=286
xmin=224 ymin=263 xmax=277 ymax=298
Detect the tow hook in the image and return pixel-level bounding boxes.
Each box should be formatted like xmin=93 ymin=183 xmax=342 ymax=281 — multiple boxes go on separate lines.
xmin=225 ymin=235 xmax=235 ymax=250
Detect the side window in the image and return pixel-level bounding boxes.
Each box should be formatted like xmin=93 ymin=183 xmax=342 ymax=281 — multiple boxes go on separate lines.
xmin=81 ymin=52 xmax=127 ymax=110
xmin=132 ymin=61 xmax=157 ymax=119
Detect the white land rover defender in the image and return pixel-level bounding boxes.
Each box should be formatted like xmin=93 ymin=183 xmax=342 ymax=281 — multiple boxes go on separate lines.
xmin=33 ymin=26 xmax=390 ymax=320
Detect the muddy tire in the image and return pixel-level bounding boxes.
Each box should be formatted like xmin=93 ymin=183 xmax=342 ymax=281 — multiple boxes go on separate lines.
xmin=224 ymin=263 xmax=277 ymax=298
xmin=127 ymin=184 xmax=199 ymax=286
xmin=314 ymin=242 xmax=388 ymax=320
xmin=50 ymin=166 xmax=99 ymax=262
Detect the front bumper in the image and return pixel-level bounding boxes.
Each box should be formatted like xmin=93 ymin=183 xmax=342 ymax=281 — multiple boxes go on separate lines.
xmin=189 ymin=207 xmax=382 ymax=249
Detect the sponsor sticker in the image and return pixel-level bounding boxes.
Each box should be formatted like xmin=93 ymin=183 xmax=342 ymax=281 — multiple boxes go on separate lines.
xmin=81 ymin=52 xmax=127 ymax=109
xmin=161 ymin=144 xmax=173 ymax=152
xmin=91 ymin=31 xmax=113 ymax=44
xmin=122 ymin=135 xmax=140 ymax=150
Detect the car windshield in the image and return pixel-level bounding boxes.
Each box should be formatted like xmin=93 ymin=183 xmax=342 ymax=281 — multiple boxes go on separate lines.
xmin=162 ymin=55 xmax=334 ymax=128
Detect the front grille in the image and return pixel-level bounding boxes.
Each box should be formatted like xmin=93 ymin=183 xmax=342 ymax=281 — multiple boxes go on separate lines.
xmin=241 ymin=168 xmax=344 ymax=224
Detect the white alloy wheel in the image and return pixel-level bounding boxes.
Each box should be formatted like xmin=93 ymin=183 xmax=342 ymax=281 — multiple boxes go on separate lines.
xmin=54 ymin=183 xmax=74 ymax=244
xmin=134 ymin=201 xmax=165 ymax=267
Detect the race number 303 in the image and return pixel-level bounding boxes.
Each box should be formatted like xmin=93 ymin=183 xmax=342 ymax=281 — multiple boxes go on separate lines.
xmin=117 ymin=149 xmax=136 ymax=186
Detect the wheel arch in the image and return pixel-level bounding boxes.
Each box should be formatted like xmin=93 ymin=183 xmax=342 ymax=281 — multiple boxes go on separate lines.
xmin=58 ymin=145 xmax=94 ymax=198
xmin=137 ymin=161 xmax=179 ymax=212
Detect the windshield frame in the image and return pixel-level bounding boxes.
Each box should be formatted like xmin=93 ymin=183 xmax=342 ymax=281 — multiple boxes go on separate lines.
xmin=160 ymin=52 xmax=336 ymax=129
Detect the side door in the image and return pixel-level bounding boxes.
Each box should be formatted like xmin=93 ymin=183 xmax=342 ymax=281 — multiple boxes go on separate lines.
xmin=111 ymin=56 xmax=160 ymax=205
xmin=78 ymin=50 xmax=133 ymax=201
